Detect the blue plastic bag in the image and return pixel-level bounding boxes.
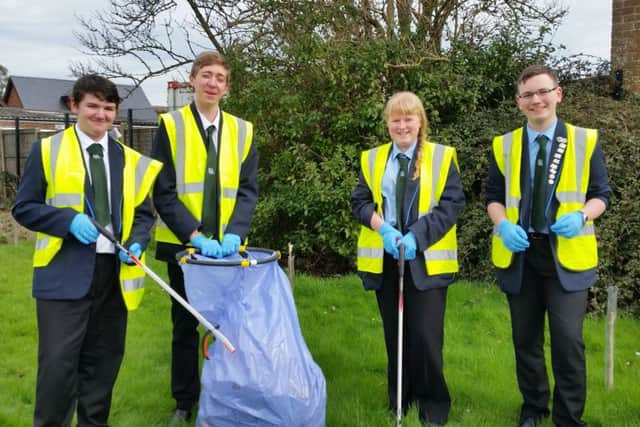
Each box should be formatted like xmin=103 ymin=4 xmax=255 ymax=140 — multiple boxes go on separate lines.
xmin=181 ymin=250 xmax=326 ymax=427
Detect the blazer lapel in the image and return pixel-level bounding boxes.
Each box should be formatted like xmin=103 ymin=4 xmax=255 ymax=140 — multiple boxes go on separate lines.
xmin=108 ymin=138 xmax=124 ymax=237
xmin=404 ymin=157 xmax=419 ymax=227
xmin=519 ymin=130 xmax=533 ymax=229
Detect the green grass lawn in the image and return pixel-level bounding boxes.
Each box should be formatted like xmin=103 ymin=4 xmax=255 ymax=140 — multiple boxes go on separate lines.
xmin=1 ymin=240 xmax=639 ymax=426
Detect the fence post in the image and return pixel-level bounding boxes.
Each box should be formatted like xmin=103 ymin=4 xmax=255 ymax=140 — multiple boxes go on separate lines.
xmin=288 ymin=242 xmax=295 ymax=288
xmin=127 ymin=109 xmax=134 ymax=147
xmin=0 ymin=129 xmax=6 ymax=202
xmin=604 ymin=286 xmax=617 ymax=390
xmin=14 ymin=117 xmax=21 ymax=176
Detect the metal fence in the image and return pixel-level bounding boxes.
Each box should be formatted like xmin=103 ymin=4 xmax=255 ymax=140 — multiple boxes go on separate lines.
xmin=0 ymin=111 xmax=157 ymax=206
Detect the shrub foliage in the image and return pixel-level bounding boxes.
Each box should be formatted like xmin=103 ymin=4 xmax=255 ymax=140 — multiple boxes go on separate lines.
xmin=220 ymin=24 xmax=640 ymax=312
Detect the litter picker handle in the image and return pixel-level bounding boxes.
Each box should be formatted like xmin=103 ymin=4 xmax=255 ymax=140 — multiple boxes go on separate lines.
xmin=89 ymin=218 xmax=236 ymax=353
xmin=396 ymin=242 xmax=405 ymax=427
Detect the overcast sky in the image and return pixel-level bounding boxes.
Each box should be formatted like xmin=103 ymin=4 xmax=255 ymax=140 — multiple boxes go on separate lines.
xmin=0 ymin=1 xmax=612 ymax=107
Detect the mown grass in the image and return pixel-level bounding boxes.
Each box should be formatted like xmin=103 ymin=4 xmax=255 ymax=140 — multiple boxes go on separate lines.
xmin=1 ymin=240 xmax=639 ymax=426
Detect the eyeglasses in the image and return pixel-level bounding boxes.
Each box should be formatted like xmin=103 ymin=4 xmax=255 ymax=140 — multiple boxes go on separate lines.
xmin=517 ymin=87 xmax=558 ymax=100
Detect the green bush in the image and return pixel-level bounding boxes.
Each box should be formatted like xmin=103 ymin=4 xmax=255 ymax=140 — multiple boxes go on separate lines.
xmin=441 ymin=81 xmax=640 ymax=314
xmin=561 ymin=83 xmax=640 ymax=313
xmin=221 ymin=25 xmax=640 ymax=312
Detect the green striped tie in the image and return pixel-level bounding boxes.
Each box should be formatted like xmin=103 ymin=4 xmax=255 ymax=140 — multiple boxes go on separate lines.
xmin=201 ymin=125 xmax=219 ymax=238
xmin=396 ymin=153 xmax=409 ymax=233
xmin=532 ymin=135 xmax=548 ymax=232
xmin=87 ymin=143 xmax=110 ymax=226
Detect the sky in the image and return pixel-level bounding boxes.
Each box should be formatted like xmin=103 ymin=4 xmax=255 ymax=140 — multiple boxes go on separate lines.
xmin=0 ymin=1 xmax=613 ymax=107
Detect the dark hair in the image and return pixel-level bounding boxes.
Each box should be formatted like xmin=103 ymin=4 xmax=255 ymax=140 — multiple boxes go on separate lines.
xmin=517 ymin=64 xmax=560 ymax=87
xmin=190 ymin=51 xmax=230 ymax=81
xmin=72 ymin=74 xmax=120 ymax=107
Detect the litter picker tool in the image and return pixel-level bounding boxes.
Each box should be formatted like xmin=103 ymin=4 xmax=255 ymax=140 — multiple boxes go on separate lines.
xmin=396 ymin=243 xmax=405 ymax=427
xmin=90 ymin=219 xmax=236 ymax=353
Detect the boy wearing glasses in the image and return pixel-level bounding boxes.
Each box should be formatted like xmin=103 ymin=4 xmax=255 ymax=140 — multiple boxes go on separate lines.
xmin=485 ymin=65 xmax=610 ymax=427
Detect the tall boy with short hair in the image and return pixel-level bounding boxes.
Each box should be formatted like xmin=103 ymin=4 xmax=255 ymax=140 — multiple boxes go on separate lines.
xmin=151 ymin=51 xmax=258 ymax=421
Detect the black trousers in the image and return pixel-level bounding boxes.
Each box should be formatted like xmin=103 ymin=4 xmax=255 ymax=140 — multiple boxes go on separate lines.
xmin=507 ymin=235 xmax=588 ymax=427
xmin=167 ymin=262 xmax=200 ymax=410
xmin=376 ymin=254 xmax=450 ymax=425
xmin=34 ymin=254 xmax=127 ymax=427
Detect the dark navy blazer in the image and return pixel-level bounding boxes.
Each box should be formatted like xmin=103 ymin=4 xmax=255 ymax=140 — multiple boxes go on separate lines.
xmin=151 ymin=104 xmax=259 ymax=262
xmin=485 ymin=120 xmax=611 ymax=294
xmin=351 ymin=147 xmax=466 ymax=291
xmin=12 ymin=133 xmax=155 ymax=300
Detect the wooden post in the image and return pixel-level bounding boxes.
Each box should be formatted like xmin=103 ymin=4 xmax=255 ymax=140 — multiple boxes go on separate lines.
xmin=0 ymin=129 xmax=7 ymax=202
xmin=604 ymin=286 xmax=617 ymax=390
xmin=287 ymin=242 xmax=295 ymax=288
xmin=13 ymin=217 xmax=19 ymax=246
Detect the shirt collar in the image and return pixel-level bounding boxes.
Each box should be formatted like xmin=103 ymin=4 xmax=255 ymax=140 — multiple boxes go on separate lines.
xmin=526 ymin=119 xmax=557 ymax=145
xmin=75 ymin=124 xmax=109 ymax=154
xmin=198 ymin=108 xmax=221 ymax=131
xmin=391 ymin=141 xmax=417 ymax=161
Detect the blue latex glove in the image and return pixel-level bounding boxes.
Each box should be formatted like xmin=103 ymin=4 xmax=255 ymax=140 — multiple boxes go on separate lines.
xmin=69 ymin=213 xmax=99 ymax=244
xmin=497 ymin=219 xmax=529 ymax=252
xmin=221 ymin=233 xmax=241 ymax=257
xmin=399 ymin=231 xmax=417 ymax=261
xmin=190 ymin=233 xmax=222 ymax=258
xmin=378 ymin=222 xmax=402 ymax=259
xmin=119 ymin=242 xmax=142 ymax=265
xmin=550 ymin=211 xmax=584 ymax=238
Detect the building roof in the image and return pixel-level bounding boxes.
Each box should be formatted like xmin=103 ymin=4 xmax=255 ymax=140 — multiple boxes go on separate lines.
xmin=0 ymin=106 xmax=66 ymax=122
xmin=3 ymin=76 xmax=157 ymax=123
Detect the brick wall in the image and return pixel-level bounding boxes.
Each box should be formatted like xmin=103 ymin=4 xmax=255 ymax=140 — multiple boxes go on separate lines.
xmin=5 ymin=87 xmax=22 ymax=108
xmin=611 ymin=0 xmax=640 ymax=93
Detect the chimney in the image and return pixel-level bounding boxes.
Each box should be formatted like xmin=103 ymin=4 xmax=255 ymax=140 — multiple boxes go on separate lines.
xmin=611 ymin=0 xmax=640 ymax=93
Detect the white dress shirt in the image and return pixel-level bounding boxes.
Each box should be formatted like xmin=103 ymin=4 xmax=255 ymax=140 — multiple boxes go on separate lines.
xmin=75 ymin=125 xmax=115 ymax=254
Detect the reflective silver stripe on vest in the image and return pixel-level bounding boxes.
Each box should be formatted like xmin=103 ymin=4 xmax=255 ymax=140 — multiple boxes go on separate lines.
xmin=49 ymin=131 xmax=64 ymax=184
xmin=135 ymin=156 xmax=152 ymax=189
xmin=155 ymin=216 xmax=167 ymax=228
xmin=555 ymin=191 xmax=586 ymax=203
xmin=46 ymin=193 xmax=82 ymax=207
xmin=502 ymin=132 xmax=520 ymax=209
xmin=425 ymin=249 xmax=457 ymax=261
xmin=182 ymin=182 xmax=204 ymax=193
xmin=419 ymin=144 xmax=445 ymax=216
xmin=222 ymin=187 xmax=237 ymax=199
xmin=236 ymin=119 xmax=247 ymax=161
xmin=366 ymin=147 xmax=377 ymax=182
xmin=170 ymin=110 xmax=191 ymax=194
xmin=122 ymin=277 xmax=144 ymax=291
xmin=47 ymin=131 xmax=82 ymax=207
xmin=581 ymin=223 xmax=595 ymax=236
xmin=358 ymin=247 xmax=384 ymax=258
xmin=573 ymin=126 xmax=587 ymax=192
xmin=35 ymin=237 xmax=49 ymax=250
xmin=556 ymin=127 xmax=588 ymax=204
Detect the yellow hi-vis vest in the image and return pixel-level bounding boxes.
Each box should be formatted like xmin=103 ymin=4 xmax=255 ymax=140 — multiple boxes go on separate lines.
xmin=154 ymin=106 xmax=253 ymax=243
xmin=356 ymin=142 xmax=460 ymax=275
xmin=491 ymin=124 xmax=599 ymax=270
xmin=34 ymin=127 xmax=163 ymax=310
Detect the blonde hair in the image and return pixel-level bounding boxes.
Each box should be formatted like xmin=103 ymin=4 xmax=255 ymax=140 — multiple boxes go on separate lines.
xmin=383 ymin=91 xmax=429 ymax=179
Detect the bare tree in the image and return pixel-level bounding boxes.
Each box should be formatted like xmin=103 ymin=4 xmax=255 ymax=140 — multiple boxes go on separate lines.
xmin=0 ymin=64 xmax=8 ymax=98
xmin=72 ymin=0 xmax=566 ymax=87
